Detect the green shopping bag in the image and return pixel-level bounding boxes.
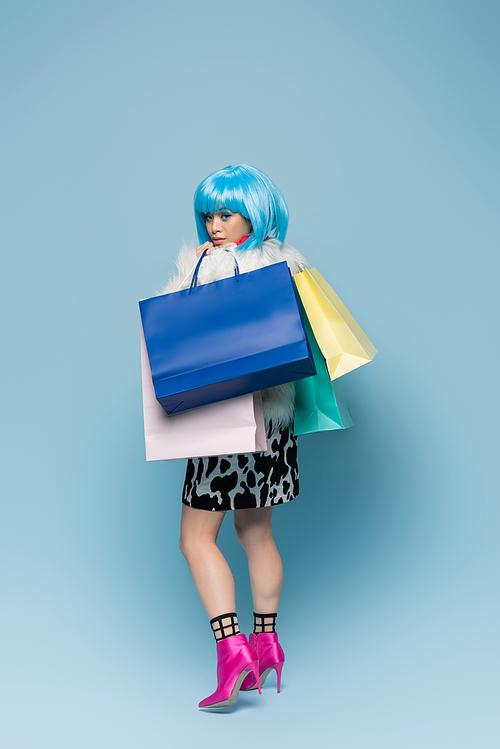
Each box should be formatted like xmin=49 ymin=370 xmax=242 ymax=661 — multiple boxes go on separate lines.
xmin=294 ymin=294 xmax=354 ymax=436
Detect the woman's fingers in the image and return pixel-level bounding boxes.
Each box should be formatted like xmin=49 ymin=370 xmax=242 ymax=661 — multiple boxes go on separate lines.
xmin=195 ymin=241 xmax=214 ymax=258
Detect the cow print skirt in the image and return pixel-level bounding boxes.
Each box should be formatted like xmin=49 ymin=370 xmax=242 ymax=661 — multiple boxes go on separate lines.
xmin=182 ymin=423 xmax=299 ymax=511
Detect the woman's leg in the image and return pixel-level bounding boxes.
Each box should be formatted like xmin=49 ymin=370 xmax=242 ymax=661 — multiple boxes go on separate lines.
xmin=233 ymin=507 xmax=283 ymax=614
xmin=181 ymin=506 xmax=262 ymax=706
xmin=179 ymin=504 xmax=235 ymax=620
xmin=236 ymin=507 xmax=285 ymax=693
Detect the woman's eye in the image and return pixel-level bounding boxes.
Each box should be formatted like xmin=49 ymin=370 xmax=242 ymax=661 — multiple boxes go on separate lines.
xmin=205 ymin=214 xmax=213 ymax=221
xmin=221 ymin=213 xmax=232 ymax=220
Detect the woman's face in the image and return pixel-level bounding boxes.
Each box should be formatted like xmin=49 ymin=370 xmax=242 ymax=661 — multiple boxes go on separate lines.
xmin=205 ymin=210 xmax=252 ymax=247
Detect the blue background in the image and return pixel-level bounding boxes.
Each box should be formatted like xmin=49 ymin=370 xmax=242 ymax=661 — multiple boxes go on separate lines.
xmin=1 ymin=1 xmax=498 ymax=746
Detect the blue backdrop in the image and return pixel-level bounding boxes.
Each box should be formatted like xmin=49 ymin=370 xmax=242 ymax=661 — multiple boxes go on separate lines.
xmin=1 ymin=1 xmax=498 ymax=747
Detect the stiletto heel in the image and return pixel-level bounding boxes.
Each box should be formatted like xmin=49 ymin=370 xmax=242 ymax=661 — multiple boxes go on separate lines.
xmin=240 ymin=632 xmax=285 ymax=692
xmin=250 ymin=659 xmax=262 ymax=694
xmin=198 ymin=634 xmax=260 ymax=709
xmin=274 ymin=660 xmax=283 ymax=693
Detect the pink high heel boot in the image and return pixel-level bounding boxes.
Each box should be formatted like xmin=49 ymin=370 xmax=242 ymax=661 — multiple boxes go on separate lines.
xmin=240 ymin=632 xmax=285 ymax=692
xmin=199 ymin=633 xmax=261 ymax=708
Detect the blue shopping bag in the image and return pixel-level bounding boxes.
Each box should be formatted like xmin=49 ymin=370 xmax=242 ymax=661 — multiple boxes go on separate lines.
xmin=139 ymin=253 xmax=316 ymax=414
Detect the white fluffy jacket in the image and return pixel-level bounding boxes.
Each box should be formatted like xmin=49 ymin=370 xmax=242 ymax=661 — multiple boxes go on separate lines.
xmin=161 ymin=239 xmax=309 ymax=430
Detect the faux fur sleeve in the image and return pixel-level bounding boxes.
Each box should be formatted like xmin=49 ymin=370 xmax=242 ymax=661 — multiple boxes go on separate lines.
xmin=159 ymin=243 xmax=199 ymax=295
xmin=279 ymin=242 xmax=309 ymax=275
xmin=258 ymin=239 xmax=308 ymax=275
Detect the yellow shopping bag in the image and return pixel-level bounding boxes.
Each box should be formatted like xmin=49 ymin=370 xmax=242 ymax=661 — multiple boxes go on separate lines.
xmin=293 ymin=268 xmax=377 ymax=380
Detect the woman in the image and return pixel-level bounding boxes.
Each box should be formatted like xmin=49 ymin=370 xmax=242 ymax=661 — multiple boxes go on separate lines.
xmin=162 ymin=165 xmax=308 ymax=708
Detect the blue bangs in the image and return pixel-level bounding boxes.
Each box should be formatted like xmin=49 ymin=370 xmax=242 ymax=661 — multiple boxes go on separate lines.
xmin=193 ymin=165 xmax=289 ymax=251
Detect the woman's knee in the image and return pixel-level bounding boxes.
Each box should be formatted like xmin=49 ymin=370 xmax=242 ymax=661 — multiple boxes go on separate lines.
xmin=179 ymin=527 xmax=215 ymax=560
xmin=179 ymin=532 xmax=189 ymax=559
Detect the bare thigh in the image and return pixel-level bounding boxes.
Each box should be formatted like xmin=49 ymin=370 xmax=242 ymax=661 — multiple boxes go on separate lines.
xmin=180 ymin=504 xmax=226 ymax=551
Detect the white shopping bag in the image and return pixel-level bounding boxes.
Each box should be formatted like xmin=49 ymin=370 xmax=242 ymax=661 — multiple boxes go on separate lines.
xmin=140 ymin=322 xmax=267 ymax=461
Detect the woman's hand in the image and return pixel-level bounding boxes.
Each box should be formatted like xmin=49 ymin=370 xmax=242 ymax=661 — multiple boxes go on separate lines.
xmin=196 ymin=241 xmax=214 ymax=258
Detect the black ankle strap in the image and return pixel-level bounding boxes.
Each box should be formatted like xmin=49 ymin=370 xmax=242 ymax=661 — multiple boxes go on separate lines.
xmin=210 ymin=612 xmax=240 ymax=641
xmin=253 ymin=612 xmax=277 ymax=634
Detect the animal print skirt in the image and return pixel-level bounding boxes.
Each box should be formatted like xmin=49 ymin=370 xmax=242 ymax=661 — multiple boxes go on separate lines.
xmin=182 ymin=423 xmax=299 ymax=511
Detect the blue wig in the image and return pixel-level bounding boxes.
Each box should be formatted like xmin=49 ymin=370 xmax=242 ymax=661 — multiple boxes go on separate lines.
xmin=193 ymin=165 xmax=289 ymax=251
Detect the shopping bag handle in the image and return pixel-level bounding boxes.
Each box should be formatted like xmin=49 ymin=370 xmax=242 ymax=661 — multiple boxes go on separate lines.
xmin=189 ymin=248 xmax=240 ymax=294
